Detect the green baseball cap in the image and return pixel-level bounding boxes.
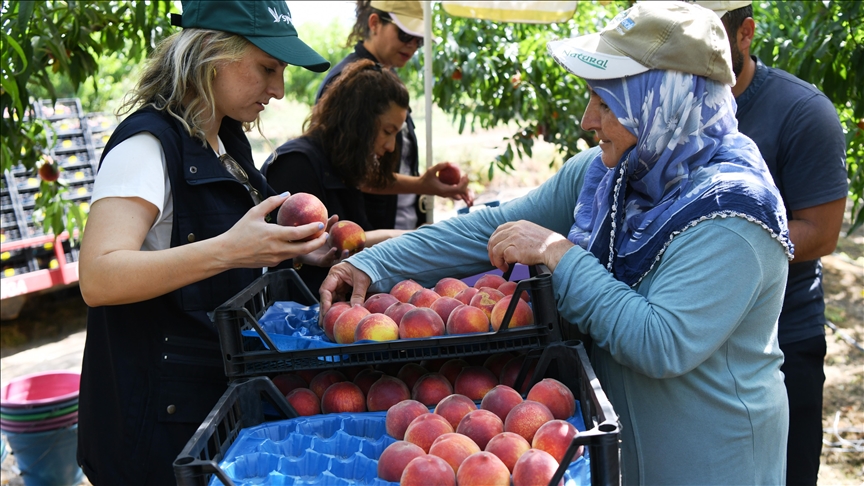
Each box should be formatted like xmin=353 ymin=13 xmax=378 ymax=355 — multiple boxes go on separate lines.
xmin=172 ymin=0 xmax=330 ymax=73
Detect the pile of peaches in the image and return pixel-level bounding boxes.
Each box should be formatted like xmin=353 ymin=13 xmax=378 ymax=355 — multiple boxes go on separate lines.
xmin=270 ymin=353 xmax=581 ymax=486
xmin=321 ymin=274 xmax=534 ymax=345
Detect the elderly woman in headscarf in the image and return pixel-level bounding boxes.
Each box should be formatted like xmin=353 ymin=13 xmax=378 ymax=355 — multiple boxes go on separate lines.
xmin=318 ymin=3 xmax=791 ymax=484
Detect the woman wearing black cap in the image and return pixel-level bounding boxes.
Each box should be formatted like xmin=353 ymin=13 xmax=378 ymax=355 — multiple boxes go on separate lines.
xmin=75 ymin=1 xmax=330 ymax=483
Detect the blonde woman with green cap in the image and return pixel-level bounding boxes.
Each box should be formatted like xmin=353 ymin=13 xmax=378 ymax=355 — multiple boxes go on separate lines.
xmin=76 ymin=1 xmax=330 ymax=483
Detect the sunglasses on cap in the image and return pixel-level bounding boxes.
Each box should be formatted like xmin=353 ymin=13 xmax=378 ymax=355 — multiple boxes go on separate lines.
xmin=378 ymin=14 xmax=423 ymax=47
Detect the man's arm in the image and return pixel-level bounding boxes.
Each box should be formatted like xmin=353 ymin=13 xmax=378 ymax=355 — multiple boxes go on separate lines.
xmin=788 ymin=197 xmax=846 ymax=262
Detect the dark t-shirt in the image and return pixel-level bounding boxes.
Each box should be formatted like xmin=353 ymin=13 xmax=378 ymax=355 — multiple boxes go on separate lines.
xmin=735 ymin=57 xmax=848 ymax=345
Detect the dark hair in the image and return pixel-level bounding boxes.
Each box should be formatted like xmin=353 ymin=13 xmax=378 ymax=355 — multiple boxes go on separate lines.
xmin=304 ymin=59 xmax=409 ymax=189
xmin=347 ymin=1 xmax=388 ymax=47
xmin=721 ymin=5 xmax=753 ymax=41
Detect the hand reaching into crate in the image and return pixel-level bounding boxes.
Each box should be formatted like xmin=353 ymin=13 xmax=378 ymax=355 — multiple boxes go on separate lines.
xmin=319 ymin=261 xmax=372 ymax=318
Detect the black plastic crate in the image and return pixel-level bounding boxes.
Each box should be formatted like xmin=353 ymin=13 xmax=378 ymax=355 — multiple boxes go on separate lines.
xmin=173 ymin=340 xmax=620 ymax=486
xmin=213 ymin=268 xmax=563 ymax=380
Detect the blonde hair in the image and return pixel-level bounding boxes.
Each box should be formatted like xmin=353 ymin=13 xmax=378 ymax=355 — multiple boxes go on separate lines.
xmin=118 ymin=29 xmax=257 ymax=145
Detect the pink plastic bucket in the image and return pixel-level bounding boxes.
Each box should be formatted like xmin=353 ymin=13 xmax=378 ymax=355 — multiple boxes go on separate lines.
xmin=0 ymin=371 xmax=80 ymax=408
xmin=0 ymin=411 xmax=78 ymax=433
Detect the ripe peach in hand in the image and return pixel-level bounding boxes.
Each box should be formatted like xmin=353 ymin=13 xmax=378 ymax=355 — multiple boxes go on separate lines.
xmin=384 ymin=302 xmax=415 ymax=325
xmin=400 ymin=455 xmax=456 ymax=486
xmin=276 ymin=192 xmax=328 ymax=241
xmin=366 ymin=375 xmax=410 ymax=412
xmin=456 ymin=451 xmax=511 ymax=486
xmin=332 ymin=304 xmax=370 ymax=344
xmin=480 ymin=384 xmax=524 ymax=422
xmin=434 ymin=277 xmax=469 ymax=298
xmin=434 ymin=393 xmax=477 ymax=430
xmin=390 ymin=279 xmax=424 ymax=303
xmin=437 ymin=164 xmax=461 ymax=185
xmin=354 ymin=313 xmax=399 ymax=343
xmin=454 ymin=366 xmax=498 ymax=401
xmin=526 ymin=378 xmax=576 ymax=420
xmin=511 ymin=449 xmax=564 ymax=486
xmin=532 ymin=419 xmax=582 ymax=464
xmin=364 ymin=293 xmax=399 ymax=314
xmin=456 ymin=409 xmax=504 ymax=450
xmin=490 ymin=295 xmax=535 ymax=331
xmin=399 ymin=307 xmax=445 ymax=339
xmin=408 ymin=288 xmax=441 ymax=308
xmin=320 ymin=381 xmax=366 ymax=414
xmin=329 ymin=220 xmax=366 ymax=255
xmin=429 ymin=432 xmax=481 ymax=475
xmin=309 ymin=369 xmax=347 ymax=399
xmin=404 ymin=412 xmax=455 ymax=453
xmin=285 ymin=388 xmax=320 ymax=416
xmin=485 ymin=431 xmax=531 ymax=473
xmin=469 ymin=288 xmax=505 ymax=320
xmin=412 ymin=372 xmax=454 ymax=406
xmin=430 ymin=297 xmax=463 ymax=325
xmin=446 ymin=305 xmax=490 ymax=335
xmin=321 ymin=301 xmax=350 ymax=341
xmin=377 ymin=441 xmax=426 ymax=482
xmin=397 ymin=363 xmax=429 ymax=390
xmin=473 ymin=274 xmax=507 ymax=289
xmin=504 ymin=400 xmax=554 ymax=442
xmin=386 ymin=399 xmax=429 ymax=440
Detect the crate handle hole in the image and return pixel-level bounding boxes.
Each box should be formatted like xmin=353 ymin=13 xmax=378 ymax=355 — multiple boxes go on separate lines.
xmin=598 ymin=423 xmax=617 ymax=432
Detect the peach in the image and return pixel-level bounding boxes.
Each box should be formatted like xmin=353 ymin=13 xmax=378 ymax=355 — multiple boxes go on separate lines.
xmin=412 ymin=373 xmax=454 ymax=406
xmin=399 ymin=307 xmax=445 ymax=339
xmin=309 ymin=369 xmax=347 ymax=399
xmin=329 ymin=220 xmax=366 ymax=255
xmin=377 ymin=441 xmax=427 ymax=482
xmin=430 ymin=297 xmax=463 ymax=325
xmin=500 ymin=355 xmax=537 ymax=394
xmin=384 ymin=301 xmax=415 ymax=325
xmin=352 ymin=368 xmax=384 ymax=396
xmin=483 ymin=352 xmax=516 ymax=380
xmin=419 ymin=358 xmax=449 ymax=372
xmin=446 ymin=305 xmax=490 ymax=335
xmin=454 ymin=287 xmax=480 ymax=305
xmin=473 ymin=274 xmax=507 ymax=289
xmin=437 ymin=165 xmax=461 ymax=185
xmin=390 ymin=279 xmax=424 ymax=303
xmin=320 ymin=301 xmax=350 ymax=341
xmin=438 ymin=359 xmax=469 ymax=387
xmin=526 ymin=378 xmax=576 ymax=420
xmin=433 ymin=277 xmax=469 ymax=298
xmin=490 ymin=295 xmax=535 ymax=331
xmin=455 ymin=451 xmax=511 ymax=486
xmin=332 ymin=304 xmax=371 ymax=344
xmin=429 ymin=432 xmax=481 ymax=474
xmin=532 ymin=419 xmax=582 ymax=464
xmin=408 ymin=288 xmax=441 ymax=308
xmin=367 ymin=375 xmax=411 ymax=412
xmin=498 ymin=280 xmax=530 ymax=302
xmin=485 ymin=432 xmax=531 ymax=473
xmin=504 ymin=400 xmax=554 ymax=442
xmin=397 ymin=363 xmax=429 ymax=390
xmin=456 ymin=409 xmax=504 ymax=450
xmin=271 ymin=373 xmax=306 ymax=396
xmin=320 ymin=381 xmax=366 ymax=414
xmin=434 ymin=393 xmax=477 ymax=430
xmin=284 ymin=388 xmax=320 ymax=416
xmin=276 ymin=192 xmax=327 ymax=241
xmin=363 ymin=293 xmax=399 ymax=314
xmin=295 ymin=369 xmax=319 ymax=385
xmin=386 ymin=399 xmax=430 ymax=440
xmin=400 ymin=454 xmax=456 ymax=486
xmin=404 ymin=412 xmax=455 ymax=453
xmin=354 ymin=313 xmax=399 ymax=342
xmin=469 ymin=288 xmax=505 ymax=320
xmin=480 ymin=384 xmax=524 ymax=422
xmin=454 ymin=366 xmax=498 ymax=401
xmin=511 ymin=448 xmax=564 ymax=486
xmin=339 ymin=365 xmax=370 ymax=381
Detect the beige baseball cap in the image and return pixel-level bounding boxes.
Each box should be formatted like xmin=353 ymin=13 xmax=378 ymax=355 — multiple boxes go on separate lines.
xmin=371 ymin=1 xmax=424 ymax=38
xmin=685 ymin=1 xmax=753 ymax=17
xmin=547 ymin=1 xmax=735 ymax=85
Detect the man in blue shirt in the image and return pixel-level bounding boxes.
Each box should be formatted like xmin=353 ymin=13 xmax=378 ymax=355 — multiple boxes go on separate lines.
xmin=695 ymin=2 xmax=849 ymax=484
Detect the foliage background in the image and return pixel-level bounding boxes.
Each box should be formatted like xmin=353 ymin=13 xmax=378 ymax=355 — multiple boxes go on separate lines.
xmin=1 ymin=0 xmax=861 ymax=238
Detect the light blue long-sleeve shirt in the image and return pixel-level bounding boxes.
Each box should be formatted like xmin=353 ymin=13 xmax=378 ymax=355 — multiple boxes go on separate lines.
xmin=347 ymin=147 xmax=788 ymax=485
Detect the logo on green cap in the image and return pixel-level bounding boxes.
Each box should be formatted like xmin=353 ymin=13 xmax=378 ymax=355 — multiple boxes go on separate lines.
xmin=268 ymin=6 xmax=293 ymax=25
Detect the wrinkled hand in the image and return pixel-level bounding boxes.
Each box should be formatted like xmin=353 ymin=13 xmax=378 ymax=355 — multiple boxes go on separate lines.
xmin=319 ymin=262 xmax=371 ymax=318
xmin=219 ymin=194 xmax=328 ymax=268
xmin=296 ymin=215 xmax=350 ymax=267
xmin=487 ymin=220 xmax=574 ymax=272
xmin=421 ymin=162 xmax=475 ymax=207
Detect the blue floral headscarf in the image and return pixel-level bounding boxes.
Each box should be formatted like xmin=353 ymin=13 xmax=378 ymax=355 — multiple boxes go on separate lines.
xmin=567 ymin=70 xmax=793 ymax=286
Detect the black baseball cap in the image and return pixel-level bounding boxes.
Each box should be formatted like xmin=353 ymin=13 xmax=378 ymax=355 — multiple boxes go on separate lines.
xmin=171 ymin=0 xmax=330 ymax=73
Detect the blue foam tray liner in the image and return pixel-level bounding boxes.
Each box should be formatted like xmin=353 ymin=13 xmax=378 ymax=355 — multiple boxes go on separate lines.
xmin=242 ymin=301 xmax=338 ymax=353
xmin=210 ymin=405 xmax=590 ymax=486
